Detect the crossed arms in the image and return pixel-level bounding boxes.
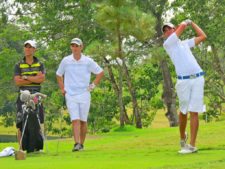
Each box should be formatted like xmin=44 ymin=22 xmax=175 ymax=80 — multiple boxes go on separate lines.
xmin=14 ymin=71 xmax=45 ymax=86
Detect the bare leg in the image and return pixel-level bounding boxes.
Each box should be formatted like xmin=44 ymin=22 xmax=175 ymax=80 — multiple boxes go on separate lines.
xmin=190 ymin=112 xmax=199 ymax=147
xmin=80 ymin=121 xmax=87 ymax=145
xmin=72 ymin=120 xmax=80 ymax=144
xmin=179 ymin=112 xmax=188 ymax=140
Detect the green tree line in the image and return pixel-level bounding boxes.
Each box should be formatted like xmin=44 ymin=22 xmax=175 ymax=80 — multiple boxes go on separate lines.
xmin=0 ymin=0 xmax=224 ymax=134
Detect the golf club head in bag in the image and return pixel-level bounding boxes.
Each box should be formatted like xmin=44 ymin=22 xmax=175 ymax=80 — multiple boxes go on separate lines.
xmin=20 ymin=90 xmax=46 ymax=110
xmin=20 ymin=90 xmax=31 ymax=102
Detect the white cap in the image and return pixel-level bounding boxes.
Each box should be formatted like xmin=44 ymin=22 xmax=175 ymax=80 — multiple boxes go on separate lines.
xmin=24 ymin=40 xmax=37 ymax=48
xmin=162 ymin=23 xmax=175 ymax=32
xmin=70 ymin=38 xmax=83 ymax=46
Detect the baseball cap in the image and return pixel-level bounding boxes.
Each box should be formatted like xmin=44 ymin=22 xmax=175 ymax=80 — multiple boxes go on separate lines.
xmin=24 ymin=40 xmax=37 ymax=48
xmin=162 ymin=23 xmax=175 ymax=32
xmin=70 ymin=38 xmax=83 ymax=46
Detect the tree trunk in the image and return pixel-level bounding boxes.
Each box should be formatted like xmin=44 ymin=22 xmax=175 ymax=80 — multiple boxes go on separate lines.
xmin=103 ymin=57 xmax=129 ymax=126
xmin=114 ymin=17 xmax=133 ymax=127
xmin=160 ymin=59 xmax=178 ymax=127
xmin=211 ymin=45 xmax=225 ymax=85
xmin=121 ymin=57 xmax=142 ymax=128
xmin=115 ymin=14 xmax=142 ymax=128
xmin=153 ymin=11 xmax=178 ymax=127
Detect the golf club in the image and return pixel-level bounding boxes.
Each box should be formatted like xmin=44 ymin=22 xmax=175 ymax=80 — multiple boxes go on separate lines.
xmin=143 ymin=35 xmax=164 ymax=47
xmin=56 ymin=96 xmax=65 ymax=154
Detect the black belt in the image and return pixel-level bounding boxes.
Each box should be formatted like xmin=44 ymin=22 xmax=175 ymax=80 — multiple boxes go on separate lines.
xmin=177 ymin=72 xmax=205 ymax=80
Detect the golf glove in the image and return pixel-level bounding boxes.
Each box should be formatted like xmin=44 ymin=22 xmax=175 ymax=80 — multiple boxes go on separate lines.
xmin=184 ymin=19 xmax=192 ymax=25
xmin=88 ymin=83 xmax=96 ymax=92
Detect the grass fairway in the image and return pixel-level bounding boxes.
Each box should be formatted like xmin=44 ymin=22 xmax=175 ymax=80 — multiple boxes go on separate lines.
xmin=1 ymin=120 xmax=225 ymax=169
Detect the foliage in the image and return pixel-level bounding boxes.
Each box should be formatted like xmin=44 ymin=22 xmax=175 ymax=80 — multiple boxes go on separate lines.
xmin=88 ymin=87 xmax=118 ymax=133
xmin=0 ymin=21 xmax=31 ymax=126
xmin=0 ymin=0 xmax=224 ymax=132
xmin=95 ymin=0 xmax=156 ymax=41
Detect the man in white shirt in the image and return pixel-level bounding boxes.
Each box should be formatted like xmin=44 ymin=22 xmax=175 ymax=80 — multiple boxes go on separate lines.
xmin=162 ymin=20 xmax=207 ymax=154
xmin=56 ymin=38 xmax=104 ymax=151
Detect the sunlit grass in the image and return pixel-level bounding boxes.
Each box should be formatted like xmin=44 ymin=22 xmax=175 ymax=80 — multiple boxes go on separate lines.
xmin=0 ymin=118 xmax=225 ymax=169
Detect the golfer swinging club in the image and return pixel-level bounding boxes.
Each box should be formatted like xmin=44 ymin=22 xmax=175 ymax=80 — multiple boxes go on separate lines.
xmin=56 ymin=38 xmax=104 ymax=151
xmin=162 ymin=20 xmax=207 ymax=154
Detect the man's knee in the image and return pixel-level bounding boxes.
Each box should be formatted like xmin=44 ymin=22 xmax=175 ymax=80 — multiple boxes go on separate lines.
xmin=16 ymin=121 xmax=22 ymax=130
xmin=190 ymin=112 xmax=198 ymax=116
xmin=72 ymin=119 xmax=80 ymax=125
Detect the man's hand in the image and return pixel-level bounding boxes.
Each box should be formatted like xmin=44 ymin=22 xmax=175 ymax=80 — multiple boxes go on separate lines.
xmin=61 ymin=88 xmax=66 ymax=95
xmin=22 ymin=75 xmax=28 ymax=80
xmin=25 ymin=71 xmax=45 ymax=83
xmin=185 ymin=19 xmax=192 ymax=26
xmin=87 ymin=83 xmax=96 ymax=92
xmin=181 ymin=19 xmax=192 ymax=26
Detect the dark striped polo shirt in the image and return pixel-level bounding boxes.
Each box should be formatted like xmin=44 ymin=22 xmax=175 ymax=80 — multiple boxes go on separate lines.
xmin=14 ymin=56 xmax=46 ymax=93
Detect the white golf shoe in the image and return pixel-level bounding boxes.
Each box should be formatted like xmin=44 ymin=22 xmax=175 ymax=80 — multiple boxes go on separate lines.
xmin=178 ymin=144 xmax=198 ymax=154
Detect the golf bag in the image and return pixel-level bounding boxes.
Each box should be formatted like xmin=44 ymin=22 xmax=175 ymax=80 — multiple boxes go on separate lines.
xmin=19 ymin=90 xmax=46 ymax=153
xmin=21 ymin=106 xmax=43 ymax=153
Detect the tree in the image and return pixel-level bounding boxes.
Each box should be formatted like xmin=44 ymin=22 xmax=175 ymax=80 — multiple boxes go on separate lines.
xmin=85 ymin=41 xmax=130 ymax=128
xmin=94 ymin=0 xmax=156 ymax=128
xmin=0 ymin=13 xmax=32 ymax=126
xmin=137 ymin=0 xmax=179 ymax=126
xmin=10 ymin=0 xmax=125 ymax=132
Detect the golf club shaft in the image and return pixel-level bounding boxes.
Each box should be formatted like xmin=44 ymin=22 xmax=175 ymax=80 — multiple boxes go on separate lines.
xmin=19 ymin=114 xmax=29 ymax=150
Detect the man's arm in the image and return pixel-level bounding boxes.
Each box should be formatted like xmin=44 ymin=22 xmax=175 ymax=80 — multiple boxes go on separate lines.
xmin=14 ymin=63 xmax=32 ymax=86
xmin=26 ymin=71 xmax=45 ymax=84
xmin=92 ymin=71 xmax=104 ymax=85
xmin=14 ymin=75 xmax=32 ymax=86
xmin=175 ymin=20 xmax=190 ymax=37
xmin=191 ymin=22 xmax=207 ymax=45
xmin=56 ymin=75 xmax=66 ymax=95
xmin=14 ymin=72 xmax=45 ymax=86
xmin=88 ymin=71 xmax=104 ymax=91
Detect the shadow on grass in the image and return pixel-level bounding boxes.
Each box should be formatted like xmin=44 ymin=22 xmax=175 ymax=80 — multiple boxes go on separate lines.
xmin=112 ymin=125 xmax=137 ymax=132
xmin=199 ymin=146 xmax=225 ymax=151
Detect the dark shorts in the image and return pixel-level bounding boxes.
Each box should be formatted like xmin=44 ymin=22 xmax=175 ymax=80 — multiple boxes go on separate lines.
xmin=16 ymin=96 xmax=44 ymax=130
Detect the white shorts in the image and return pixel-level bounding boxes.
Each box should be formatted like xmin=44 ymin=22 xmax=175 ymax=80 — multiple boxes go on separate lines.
xmin=65 ymin=92 xmax=91 ymax=122
xmin=175 ymin=76 xmax=205 ymax=114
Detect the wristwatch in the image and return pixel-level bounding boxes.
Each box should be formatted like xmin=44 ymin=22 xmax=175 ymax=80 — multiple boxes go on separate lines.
xmin=22 ymin=75 xmax=28 ymax=80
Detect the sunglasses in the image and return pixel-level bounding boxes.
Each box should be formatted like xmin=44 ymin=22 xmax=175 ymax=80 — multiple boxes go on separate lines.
xmin=24 ymin=45 xmax=33 ymax=48
xmin=71 ymin=44 xmax=80 ymax=47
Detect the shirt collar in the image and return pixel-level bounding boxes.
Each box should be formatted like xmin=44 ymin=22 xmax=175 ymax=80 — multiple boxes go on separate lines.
xmin=22 ymin=56 xmax=39 ymax=64
xmin=70 ymin=54 xmax=84 ymax=62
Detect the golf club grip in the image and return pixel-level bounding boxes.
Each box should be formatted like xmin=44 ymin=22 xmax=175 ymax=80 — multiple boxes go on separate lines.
xmin=63 ymin=96 xmax=67 ymax=109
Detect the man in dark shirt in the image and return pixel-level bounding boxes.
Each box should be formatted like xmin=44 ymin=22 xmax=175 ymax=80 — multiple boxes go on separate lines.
xmin=14 ymin=40 xmax=46 ymax=144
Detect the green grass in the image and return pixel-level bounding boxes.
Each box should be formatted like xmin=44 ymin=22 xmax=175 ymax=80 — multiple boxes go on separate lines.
xmin=1 ymin=119 xmax=225 ymax=169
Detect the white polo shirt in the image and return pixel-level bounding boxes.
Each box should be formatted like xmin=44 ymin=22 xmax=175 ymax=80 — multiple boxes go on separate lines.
xmin=56 ymin=54 xmax=103 ymax=96
xmin=163 ymin=33 xmax=202 ymax=76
